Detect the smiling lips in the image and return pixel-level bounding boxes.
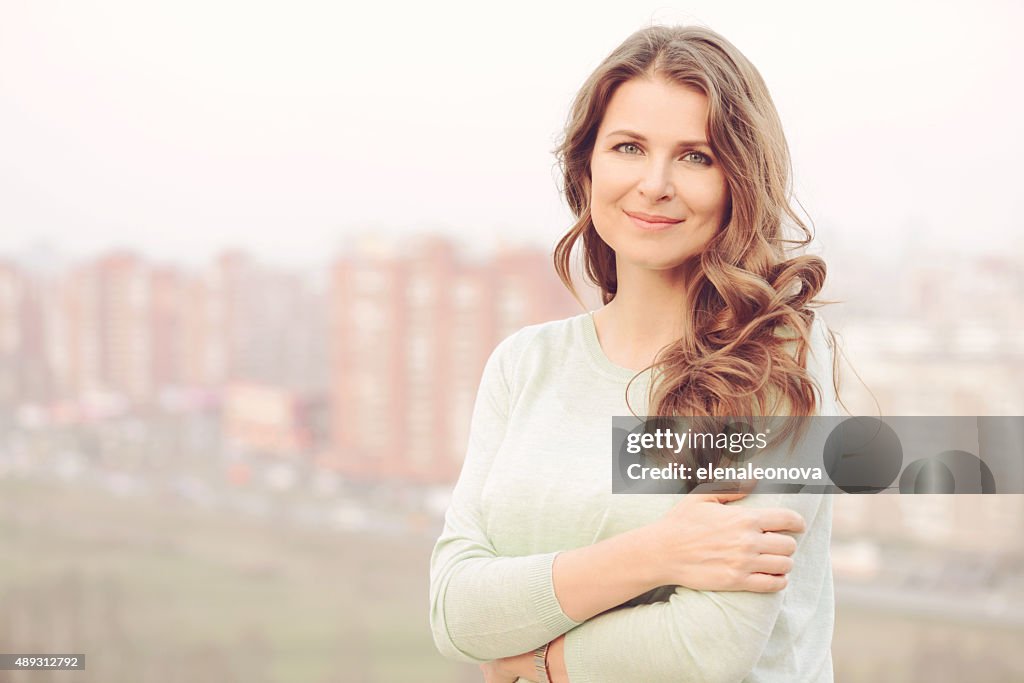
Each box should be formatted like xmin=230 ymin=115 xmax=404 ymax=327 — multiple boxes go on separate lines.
xmin=624 ymin=210 xmax=684 ymax=231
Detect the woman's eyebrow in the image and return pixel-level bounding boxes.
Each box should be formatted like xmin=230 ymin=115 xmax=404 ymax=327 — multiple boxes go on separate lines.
xmin=605 ymin=129 xmax=710 ymax=148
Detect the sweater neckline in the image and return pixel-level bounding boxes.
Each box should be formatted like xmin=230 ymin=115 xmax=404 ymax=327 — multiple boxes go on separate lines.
xmin=578 ymin=311 xmax=653 ymax=383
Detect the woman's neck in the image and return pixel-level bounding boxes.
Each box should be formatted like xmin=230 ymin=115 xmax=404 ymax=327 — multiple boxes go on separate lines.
xmin=592 ymin=273 xmax=691 ymax=371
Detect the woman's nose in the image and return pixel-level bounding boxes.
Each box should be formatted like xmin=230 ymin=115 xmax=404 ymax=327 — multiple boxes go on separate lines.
xmin=637 ymin=161 xmax=675 ymax=201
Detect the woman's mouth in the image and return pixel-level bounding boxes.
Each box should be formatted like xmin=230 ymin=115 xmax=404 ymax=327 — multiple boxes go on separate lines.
xmin=624 ymin=210 xmax=683 ymax=231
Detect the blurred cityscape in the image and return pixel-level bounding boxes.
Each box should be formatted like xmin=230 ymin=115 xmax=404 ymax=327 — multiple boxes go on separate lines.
xmin=1 ymin=234 xmax=1023 ymax=682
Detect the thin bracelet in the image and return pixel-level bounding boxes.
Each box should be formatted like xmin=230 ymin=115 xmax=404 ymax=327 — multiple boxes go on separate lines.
xmin=533 ymin=642 xmax=551 ymax=683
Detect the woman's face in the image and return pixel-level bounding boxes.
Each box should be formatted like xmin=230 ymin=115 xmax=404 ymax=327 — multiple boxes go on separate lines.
xmin=589 ymin=76 xmax=729 ymax=277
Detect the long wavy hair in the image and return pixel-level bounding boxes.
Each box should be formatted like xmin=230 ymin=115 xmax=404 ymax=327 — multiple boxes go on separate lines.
xmin=554 ymin=25 xmax=839 ymax=424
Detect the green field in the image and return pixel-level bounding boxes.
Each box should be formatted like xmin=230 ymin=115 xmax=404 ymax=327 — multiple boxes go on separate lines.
xmin=0 ymin=477 xmax=472 ymax=683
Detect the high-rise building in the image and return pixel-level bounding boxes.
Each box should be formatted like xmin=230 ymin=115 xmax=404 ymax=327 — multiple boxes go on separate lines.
xmin=95 ymin=252 xmax=152 ymax=401
xmin=150 ymin=266 xmax=185 ymax=390
xmin=178 ymin=268 xmax=225 ymax=388
xmin=327 ymin=236 xmax=578 ymax=484
xmin=329 ymin=236 xmax=409 ymax=479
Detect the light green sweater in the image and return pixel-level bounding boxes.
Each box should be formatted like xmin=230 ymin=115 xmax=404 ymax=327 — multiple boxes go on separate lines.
xmin=429 ymin=311 xmax=839 ymax=682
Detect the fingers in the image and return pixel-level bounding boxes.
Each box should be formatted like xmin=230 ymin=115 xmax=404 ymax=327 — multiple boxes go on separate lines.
xmin=701 ymin=491 xmax=750 ymax=504
xmin=686 ymin=486 xmax=751 ymax=504
xmin=691 ymin=480 xmax=756 ymax=499
xmin=757 ymin=531 xmax=799 ymax=556
xmin=751 ymin=553 xmax=795 ymax=576
xmin=741 ymin=572 xmax=789 ymax=593
xmin=753 ymin=507 xmax=806 ymax=534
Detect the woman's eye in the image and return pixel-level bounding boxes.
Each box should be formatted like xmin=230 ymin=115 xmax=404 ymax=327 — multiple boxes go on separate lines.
xmin=682 ymin=151 xmax=712 ymax=165
xmin=613 ymin=142 xmax=642 ymax=155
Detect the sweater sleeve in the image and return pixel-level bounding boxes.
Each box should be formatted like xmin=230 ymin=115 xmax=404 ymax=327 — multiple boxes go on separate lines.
xmin=428 ymin=331 xmax=583 ymax=664
xmin=562 ymin=492 xmax=830 ymax=682
xmin=561 ymin=314 xmax=840 ymax=682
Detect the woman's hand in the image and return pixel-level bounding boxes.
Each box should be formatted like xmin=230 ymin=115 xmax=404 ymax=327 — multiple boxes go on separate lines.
xmin=481 ymin=640 xmax=568 ymax=683
xmin=646 ymin=486 xmax=806 ymax=592
xmin=479 ymin=649 xmax=537 ymax=682
xmin=479 ymin=660 xmax=521 ymax=683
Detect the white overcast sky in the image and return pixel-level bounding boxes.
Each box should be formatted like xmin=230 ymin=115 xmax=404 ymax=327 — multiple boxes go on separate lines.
xmin=1 ymin=0 xmax=1022 ymax=267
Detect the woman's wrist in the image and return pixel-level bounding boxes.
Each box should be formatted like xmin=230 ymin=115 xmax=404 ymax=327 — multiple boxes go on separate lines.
xmin=492 ymin=649 xmax=536 ymax=681
xmin=551 ymin=525 xmax=664 ymax=623
xmin=630 ymin=523 xmax=670 ymax=587
xmin=546 ymin=634 xmax=569 ymax=683
xmin=493 ymin=635 xmax=568 ymax=683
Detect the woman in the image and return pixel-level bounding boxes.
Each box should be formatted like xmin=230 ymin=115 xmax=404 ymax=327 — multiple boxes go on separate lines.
xmin=429 ymin=24 xmax=840 ymax=683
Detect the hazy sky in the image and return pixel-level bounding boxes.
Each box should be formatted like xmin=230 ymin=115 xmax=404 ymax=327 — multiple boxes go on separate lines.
xmin=2 ymin=0 xmax=1022 ymax=266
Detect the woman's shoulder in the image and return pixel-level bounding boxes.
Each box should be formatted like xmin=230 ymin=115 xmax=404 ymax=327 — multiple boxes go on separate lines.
xmin=488 ymin=312 xmax=589 ymax=366
xmin=479 ymin=312 xmax=590 ymax=391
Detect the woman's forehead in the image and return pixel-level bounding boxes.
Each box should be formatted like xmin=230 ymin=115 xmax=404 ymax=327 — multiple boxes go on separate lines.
xmin=599 ymin=77 xmax=710 ymax=142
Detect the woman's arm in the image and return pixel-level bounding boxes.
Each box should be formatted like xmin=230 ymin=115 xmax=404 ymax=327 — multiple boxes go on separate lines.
xmin=569 ymin=494 xmax=829 ymax=683
xmin=430 ymin=330 xmax=662 ymax=663
xmin=552 ymin=487 xmax=804 ymax=621
xmin=541 ymin=493 xmax=831 ymax=683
